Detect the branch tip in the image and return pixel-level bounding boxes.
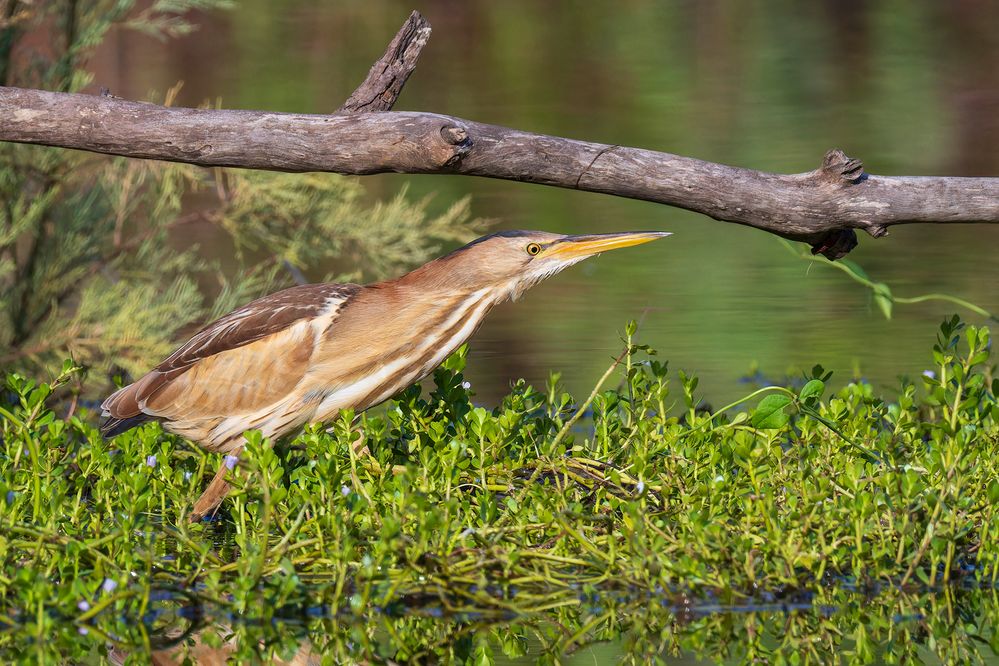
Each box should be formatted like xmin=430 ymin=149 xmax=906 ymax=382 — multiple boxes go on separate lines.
xmin=336 ymin=10 xmax=432 ymax=114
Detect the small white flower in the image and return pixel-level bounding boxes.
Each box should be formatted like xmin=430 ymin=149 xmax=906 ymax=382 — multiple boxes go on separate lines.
xmin=77 ymin=600 xmax=90 ymax=612
xmin=101 ymin=578 xmax=117 ymax=593
xmin=145 ymin=455 xmax=157 ymax=468
xmin=460 ymin=527 xmax=475 ymax=538
xmin=636 ymin=481 xmax=645 ymax=494
xmin=461 ymin=381 xmax=472 ymax=390
xmin=341 ymin=485 xmax=351 ymax=497
xmin=922 ymin=370 xmax=936 ymax=379
xmin=183 ymin=471 xmax=192 ymax=481
xmin=78 ymin=627 xmax=88 ymax=635
xmin=224 ymin=455 xmax=239 ymax=471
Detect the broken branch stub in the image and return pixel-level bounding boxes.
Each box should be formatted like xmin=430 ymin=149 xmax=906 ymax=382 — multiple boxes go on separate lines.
xmin=336 ymin=10 xmax=432 ymax=114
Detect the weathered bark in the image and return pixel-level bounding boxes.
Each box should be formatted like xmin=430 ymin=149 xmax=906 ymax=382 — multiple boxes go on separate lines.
xmin=337 ymin=10 xmax=431 ymax=114
xmin=1 ymin=11 xmax=997 ymax=259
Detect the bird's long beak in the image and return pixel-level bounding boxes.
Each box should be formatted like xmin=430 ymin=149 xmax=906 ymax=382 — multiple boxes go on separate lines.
xmin=538 ymin=231 xmax=671 ymax=260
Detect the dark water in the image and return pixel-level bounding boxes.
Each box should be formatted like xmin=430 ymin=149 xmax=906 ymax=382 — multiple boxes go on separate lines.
xmin=95 ymin=582 xmax=999 ymax=665
xmin=86 ymin=1 xmax=999 ymax=408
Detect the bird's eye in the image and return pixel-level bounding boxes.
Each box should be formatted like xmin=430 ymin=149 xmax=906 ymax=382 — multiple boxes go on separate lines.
xmin=526 ymin=243 xmax=542 ymax=256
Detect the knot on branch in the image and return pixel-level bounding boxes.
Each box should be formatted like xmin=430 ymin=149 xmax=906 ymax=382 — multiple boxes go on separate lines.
xmin=820 ymin=149 xmax=865 ymax=184
xmin=810 ymin=229 xmax=858 ymax=260
xmin=438 ymin=124 xmax=472 ymax=167
xmin=865 ymin=224 xmax=888 ymax=239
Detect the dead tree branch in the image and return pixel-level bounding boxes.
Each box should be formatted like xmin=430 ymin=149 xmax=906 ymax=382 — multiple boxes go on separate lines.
xmin=1 ymin=10 xmax=998 ymax=259
xmin=337 ymin=10 xmax=431 ymax=114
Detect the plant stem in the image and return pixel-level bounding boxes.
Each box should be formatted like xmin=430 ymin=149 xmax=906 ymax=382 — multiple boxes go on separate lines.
xmin=551 ymin=346 xmax=629 ymax=450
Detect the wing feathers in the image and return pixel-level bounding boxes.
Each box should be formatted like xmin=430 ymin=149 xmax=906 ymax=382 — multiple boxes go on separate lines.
xmin=100 ymin=283 xmax=358 ymax=441
xmin=156 ymin=283 xmax=358 ymax=374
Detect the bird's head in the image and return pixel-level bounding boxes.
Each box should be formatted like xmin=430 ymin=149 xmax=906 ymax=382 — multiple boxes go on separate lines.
xmin=407 ymin=230 xmax=671 ymax=300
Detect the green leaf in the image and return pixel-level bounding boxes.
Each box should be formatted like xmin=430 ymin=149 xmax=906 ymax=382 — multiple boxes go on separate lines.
xmin=751 ymin=394 xmax=793 ymax=429
xmin=442 ymin=344 xmax=469 ymax=372
xmin=799 ymin=379 xmax=825 ymax=406
xmin=970 ymin=350 xmax=990 ymax=366
xmin=810 ymin=364 xmax=832 ymax=381
xmin=840 ymin=260 xmax=869 ymax=281
xmin=873 ymin=283 xmax=893 ymax=320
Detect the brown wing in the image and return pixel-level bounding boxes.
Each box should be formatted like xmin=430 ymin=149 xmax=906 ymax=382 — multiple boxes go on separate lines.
xmin=100 ymin=283 xmax=359 ymax=436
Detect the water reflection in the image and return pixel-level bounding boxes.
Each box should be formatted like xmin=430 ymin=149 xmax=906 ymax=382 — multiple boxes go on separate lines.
xmin=98 ymin=584 xmax=999 ymax=664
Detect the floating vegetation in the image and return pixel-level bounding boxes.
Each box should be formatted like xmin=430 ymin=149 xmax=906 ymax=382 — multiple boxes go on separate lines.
xmin=1 ymin=317 xmax=998 ymax=664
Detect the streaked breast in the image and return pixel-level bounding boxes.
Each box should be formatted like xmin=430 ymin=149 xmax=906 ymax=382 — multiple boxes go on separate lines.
xmin=308 ymin=286 xmax=499 ymax=420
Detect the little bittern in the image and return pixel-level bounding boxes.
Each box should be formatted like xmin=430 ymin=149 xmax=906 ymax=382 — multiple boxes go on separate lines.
xmin=101 ymin=230 xmax=669 ymax=518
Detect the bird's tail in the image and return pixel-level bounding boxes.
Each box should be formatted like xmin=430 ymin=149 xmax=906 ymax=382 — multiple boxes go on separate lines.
xmin=99 ymin=413 xmax=153 ymax=438
xmin=100 ymin=378 xmax=156 ymax=438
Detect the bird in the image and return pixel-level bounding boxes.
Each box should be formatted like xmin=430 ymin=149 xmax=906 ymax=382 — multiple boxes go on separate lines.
xmin=100 ymin=229 xmax=670 ymax=519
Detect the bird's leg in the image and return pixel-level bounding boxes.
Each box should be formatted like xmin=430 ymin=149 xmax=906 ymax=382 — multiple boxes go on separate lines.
xmin=189 ymin=456 xmax=236 ymax=522
xmin=349 ymin=424 xmax=407 ymax=476
xmin=351 ymin=423 xmax=370 ymax=457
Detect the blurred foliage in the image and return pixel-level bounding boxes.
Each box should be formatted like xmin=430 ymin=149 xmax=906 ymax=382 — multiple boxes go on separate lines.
xmin=0 ymin=0 xmax=484 ymax=384
xmin=0 ymin=318 xmax=997 ymax=663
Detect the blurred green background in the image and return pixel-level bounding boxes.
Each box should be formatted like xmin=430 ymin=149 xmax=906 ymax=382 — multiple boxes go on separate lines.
xmin=81 ymin=0 xmax=999 ymax=404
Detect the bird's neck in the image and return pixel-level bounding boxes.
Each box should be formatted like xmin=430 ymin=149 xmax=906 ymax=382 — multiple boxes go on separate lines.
xmin=347 ymin=278 xmax=508 ymax=372
xmin=308 ymin=280 xmax=504 ymax=416
xmin=378 ymin=261 xmax=518 ymax=307
xmin=368 ymin=279 xmax=509 ymax=329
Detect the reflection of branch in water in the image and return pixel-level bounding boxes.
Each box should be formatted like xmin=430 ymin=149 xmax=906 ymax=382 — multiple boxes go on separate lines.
xmin=103 ymin=587 xmax=206 ymax=664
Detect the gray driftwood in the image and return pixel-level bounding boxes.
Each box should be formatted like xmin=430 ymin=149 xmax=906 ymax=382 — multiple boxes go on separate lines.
xmin=1 ymin=11 xmax=997 ymax=259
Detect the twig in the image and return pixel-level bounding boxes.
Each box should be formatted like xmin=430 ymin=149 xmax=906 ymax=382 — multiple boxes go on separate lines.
xmin=551 ymin=346 xmax=630 ymax=450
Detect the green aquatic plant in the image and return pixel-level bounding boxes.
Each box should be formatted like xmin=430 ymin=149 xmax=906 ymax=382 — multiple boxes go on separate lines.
xmin=0 ymin=317 xmax=998 ymax=664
